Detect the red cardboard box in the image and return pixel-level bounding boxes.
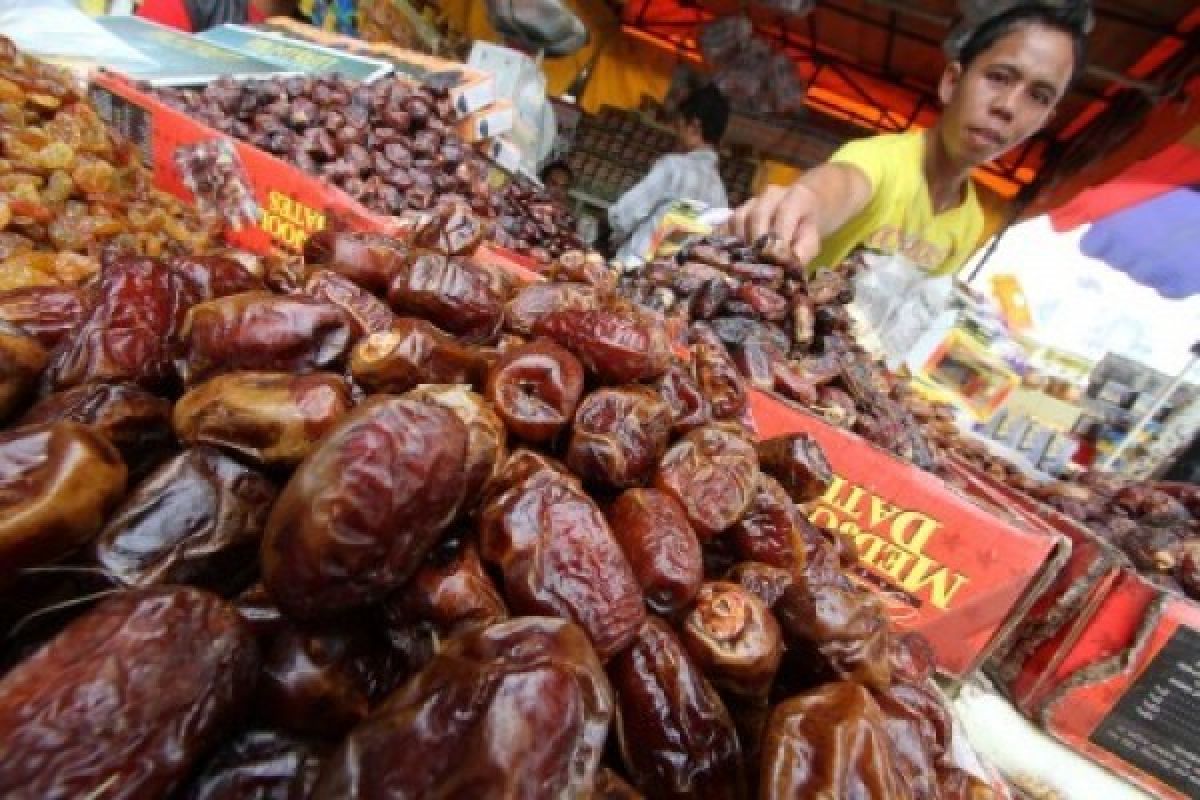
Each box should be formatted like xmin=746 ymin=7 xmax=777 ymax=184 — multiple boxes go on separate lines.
xmin=747 ymin=390 xmax=1067 ymax=679
xmin=1036 ymin=570 xmax=1200 ymax=800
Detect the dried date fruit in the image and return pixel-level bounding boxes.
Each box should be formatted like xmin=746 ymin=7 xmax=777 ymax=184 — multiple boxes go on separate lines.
xmin=302 ymin=230 xmax=407 ymax=294
xmin=691 ymin=323 xmax=747 ymax=419
xmin=595 ymin=767 xmax=644 ymax=799
xmin=504 ymin=281 xmax=599 ymax=336
xmin=606 ymin=488 xmax=703 ymax=615
xmin=656 ymin=363 xmax=711 ymax=434
xmin=313 ymin=617 xmax=613 ymax=800
xmin=756 ymin=433 xmax=834 ymax=504
xmin=18 ymin=382 xmax=173 ymax=478
xmin=609 ymin=616 xmax=746 ymax=799
xmin=93 ymin=447 xmax=277 ymax=594
xmin=876 ymin=681 xmax=952 ymax=800
xmin=480 ymin=458 xmax=644 ymax=660
xmin=262 ymin=396 xmax=467 ymax=619
xmin=655 ymin=424 xmax=759 ymax=540
xmin=728 ymin=561 xmax=796 ymax=609
xmin=178 ymin=729 xmax=326 ymax=800
xmin=485 ymin=338 xmax=584 ymax=444
xmin=388 ymin=253 xmax=506 ymax=343
xmin=349 ymin=317 xmax=489 ymax=395
xmin=0 ymin=587 xmax=259 ymax=800
xmin=534 ymin=307 xmax=672 ymax=384
xmin=889 ymin=631 xmax=937 ymax=686
xmin=0 ymin=321 xmax=45 ymax=421
xmin=732 ymin=330 xmax=787 ymax=391
xmin=790 ymin=294 xmax=816 ymax=349
xmin=817 ymin=385 xmax=859 ymax=429
xmin=759 ymin=682 xmax=906 ymax=800
xmin=179 ymin=292 xmax=353 ymax=384
xmin=567 ymin=386 xmax=673 ymax=490
xmin=0 ymin=285 xmax=84 ymax=348
xmin=171 ymin=253 xmax=266 ymax=303
xmin=774 ymin=580 xmax=892 ymax=691
xmin=44 ymin=256 xmax=192 ymax=392
xmin=735 ymin=283 xmax=788 ymax=321
xmin=304 ymin=269 xmax=396 ymax=337
xmin=0 ymin=422 xmax=126 ymax=585
xmin=384 ymin=536 xmax=507 ymax=638
xmin=727 ymin=475 xmax=806 ymax=574
xmin=681 ymin=581 xmax=783 ymax=700
xmin=404 ymin=385 xmax=507 ymax=510
xmin=174 ymin=371 xmax=352 ymax=470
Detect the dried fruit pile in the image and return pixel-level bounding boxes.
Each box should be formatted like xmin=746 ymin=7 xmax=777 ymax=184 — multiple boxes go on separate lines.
xmin=491 ymin=177 xmax=583 ymax=264
xmin=0 ymin=188 xmax=996 ymax=797
xmin=618 ymin=238 xmax=937 ymax=469
xmin=0 ymin=39 xmax=218 ymax=293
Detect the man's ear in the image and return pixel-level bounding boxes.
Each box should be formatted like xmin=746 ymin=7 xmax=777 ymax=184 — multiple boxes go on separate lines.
xmin=939 ymin=62 xmax=964 ymax=107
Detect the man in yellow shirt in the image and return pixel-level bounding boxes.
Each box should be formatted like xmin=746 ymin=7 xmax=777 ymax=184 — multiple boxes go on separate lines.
xmin=730 ymin=3 xmax=1088 ymax=277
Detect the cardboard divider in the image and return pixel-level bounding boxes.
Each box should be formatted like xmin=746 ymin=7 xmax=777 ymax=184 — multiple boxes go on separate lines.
xmin=746 ymin=389 xmax=1067 ymax=679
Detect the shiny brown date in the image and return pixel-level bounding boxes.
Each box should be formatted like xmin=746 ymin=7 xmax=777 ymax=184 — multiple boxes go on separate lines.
xmin=178 ymin=291 xmax=353 ymax=384
xmin=0 ymin=422 xmax=126 ymax=585
xmin=568 ymin=386 xmax=673 ymax=490
xmin=876 ymin=681 xmax=952 ymax=800
xmin=595 ymin=767 xmax=645 ymax=799
xmin=384 ymin=536 xmax=508 ymax=638
xmin=262 ymin=396 xmax=467 ymax=619
xmin=171 ymin=253 xmax=266 ymax=303
xmin=93 ymin=447 xmax=277 ymax=594
xmin=0 ymin=587 xmax=260 ymax=800
xmin=178 ymin=729 xmax=326 ymax=800
xmin=681 ymin=581 xmax=783 ymax=700
xmin=504 ymin=281 xmax=599 ymax=336
xmin=0 ymin=285 xmax=85 ymax=348
xmin=349 ymin=317 xmax=489 ymax=395
xmin=689 ymin=323 xmax=747 ymax=419
xmin=304 ymin=269 xmax=396 ymax=338
xmin=405 ymin=385 xmax=507 ymax=509
xmin=728 ymin=561 xmax=796 ymax=609
xmin=774 ymin=580 xmax=893 ymax=691
xmin=756 ymin=433 xmax=834 ymax=504
xmin=657 ymin=363 xmax=711 ymax=434
xmin=388 ymin=253 xmax=507 ymax=343
xmin=759 ymin=682 xmax=906 ymax=800
xmin=0 ymin=321 xmax=46 ymax=422
xmin=302 ymin=229 xmax=407 ymax=294
xmin=485 ymin=338 xmax=584 ymax=444
xmin=655 ymin=424 xmax=759 ymax=540
xmin=534 ymin=307 xmax=672 ymax=384
xmin=606 ymin=488 xmax=702 ymax=615
xmin=608 ymin=617 xmax=746 ymax=799
xmin=173 ymin=372 xmax=352 ymax=470
xmin=480 ymin=459 xmax=644 ymax=660
xmin=313 ymin=617 xmax=613 ymax=800
xmin=727 ymin=475 xmax=806 ymax=574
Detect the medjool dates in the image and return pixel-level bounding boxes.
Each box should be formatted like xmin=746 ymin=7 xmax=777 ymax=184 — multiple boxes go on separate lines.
xmin=0 ymin=285 xmax=85 ymax=348
xmin=756 ymin=432 xmax=834 ymax=504
xmin=303 ymin=269 xmax=395 ymax=337
xmin=655 ymin=424 xmax=759 ymax=540
xmin=691 ymin=323 xmax=747 ymax=419
xmin=681 ymin=581 xmax=783 ymax=700
xmin=606 ymin=488 xmax=703 ymax=615
xmin=179 ymin=729 xmax=325 ymax=800
xmin=405 ymin=384 xmax=507 ymax=509
xmin=504 ymin=281 xmax=599 ymax=336
xmin=727 ymin=475 xmax=806 ymax=573
xmin=350 ymin=317 xmax=488 ymax=395
xmin=485 ymin=338 xmax=584 ymax=444
xmin=567 ymin=386 xmax=673 ymax=490
xmin=388 ymin=253 xmax=506 ymax=343
xmin=0 ymin=321 xmax=45 ymax=422
xmin=534 ymin=307 xmax=672 ymax=384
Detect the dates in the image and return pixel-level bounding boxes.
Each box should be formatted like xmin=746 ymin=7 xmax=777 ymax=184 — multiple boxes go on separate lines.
xmin=0 ymin=321 xmax=45 ymax=422
xmin=174 ymin=371 xmax=352 ymax=470
xmin=774 ymin=579 xmax=893 ymax=690
xmin=607 ymin=488 xmax=703 ymax=615
xmin=405 ymin=385 xmax=507 ymax=509
xmin=480 ymin=457 xmax=644 ymax=660
xmin=0 ymin=587 xmax=259 ymax=800
xmin=534 ymin=307 xmax=672 ymax=384
xmin=504 ymin=281 xmax=599 ymax=336
xmin=44 ymin=256 xmax=192 ymax=392
xmin=179 ymin=729 xmax=325 ymax=800
xmin=388 ymin=253 xmax=507 ymax=342
xmin=172 ymin=253 xmax=266 ymax=302
xmin=0 ymin=422 xmax=126 ymax=585
xmin=385 ymin=536 xmax=508 ymax=638
xmin=568 ymin=386 xmax=673 ymax=490
xmin=0 ymin=285 xmax=84 ymax=348
xmin=262 ymin=396 xmax=467 ymax=619
xmin=876 ymin=681 xmax=952 ymax=800
xmin=485 ymin=338 xmax=584 ymax=444
xmin=681 ymin=581 xmax=783 ymax=700
xmin=657 ymin=363 xmax=711 ymax=434
xmin=179 ymin=292 xmax=353 ymax=384
xmin=314 ymin=617 xmax=613 ymax=799
xmin=655 ymin=424 xmax=759 ymax=540
xmin=93 ymin=447 xmax=277 ymax=594
xmin=609 ymin=617 xmax=746 ymax=799
xmin=349 ymin=317 xmax=489 ymax=395
xmin=756 ymin=432 xmax=835 ymax=504
xmin=728 ymin=475 xmax=806 ymax=573
xmin=304 ymin=269 xmax=396 ymax=338
xmin=759 ymin=682 xmax=905 ymax=800
xmin=690 ymin=323 xmax=747 ymax=419
xmin=303 ymin=229 xmax=407 ymax=294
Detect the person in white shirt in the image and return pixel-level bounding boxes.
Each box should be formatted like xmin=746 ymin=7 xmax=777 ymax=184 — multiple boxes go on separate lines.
xmin=608 ymin=85 xmax=730 ymax=265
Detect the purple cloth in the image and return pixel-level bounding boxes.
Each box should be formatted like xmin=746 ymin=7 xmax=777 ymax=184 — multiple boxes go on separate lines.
xmin=1079 ymin=187 xmax=1200 ymax=299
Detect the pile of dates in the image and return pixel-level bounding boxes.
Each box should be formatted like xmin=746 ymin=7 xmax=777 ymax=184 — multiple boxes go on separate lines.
xmin=491 ymin=177 xmax=583 ymax=263
xmin=617 ymin=238 xmax=937 ymax=469
xmin=0 ymin=198 xmax=994 ymax=798
xmin=0 ymin=37 xmax=219 ymax=292
xmin=154 ymin=74 xmax=495 ymax=218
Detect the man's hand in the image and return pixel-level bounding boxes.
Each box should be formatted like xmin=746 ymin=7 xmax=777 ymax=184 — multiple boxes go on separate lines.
xmin=727 ymin=182 xmax=822 ymax=266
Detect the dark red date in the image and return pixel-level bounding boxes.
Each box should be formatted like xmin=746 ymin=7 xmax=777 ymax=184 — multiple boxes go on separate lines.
xmin=773 ymin=580 xmax=893 ymax=690
xmin=655 ymin=424 xmax=759 ymax=540
xmin=304 ymin=269 xmax=396 ymax=338
xmin=178 ymin=729 xmax=326 ymax=800
xmin=388 ymin=253 xmax=507 ymax=343
xmin=485 ymin=338 xmax=584 ymax=444
xmin=349 ymin=317 xmax=489 ymax=395
xmin=606 ymin=488 xmax=703 ymax=615
xmin=681 ymin=581 xmax=783 ymax=700
xmin=690 ymin=323 xmax=747 ymax=419
xmin=656 ymin=364 xmax=711 ymax=435
xmin=0 ymin=321 xmax=46 ymax=422
xmin=405 ymin=384 xmax=507 ymax=509
xmin=534 ymin=307 xmax=672 ymax=384
xmin=756 ymin=433 xmax=834 ymax=504
xmin=728 ymin=474 xmax=806 ymax=574
xmin=567 ymin=386 xmax=673 ymax=490
xmin=504 ymin=281 xmax=599 ymax=337
xmin=302 ymin=229 xmax=408 ymax=294
xmin=171 ymin=253 xmax=266 ymax=303
xmin=0 ymin=285 xmax=85 ymax=348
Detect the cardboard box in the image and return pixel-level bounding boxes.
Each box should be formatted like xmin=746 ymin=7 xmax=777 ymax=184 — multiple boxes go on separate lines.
xmin=1036 ymin=570 xmax=1200 ymax=800
xmin=746 ymin=390 xmax=1068 ymax=679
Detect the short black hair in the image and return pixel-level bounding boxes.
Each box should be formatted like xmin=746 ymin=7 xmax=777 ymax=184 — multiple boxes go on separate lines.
xmin=540 ymin=160 xmax=572 ymax=183
xmin=679 ymin=84 xmax=731 ymax=146
xmin=957 ymin=4 xmax=1089 ymax=84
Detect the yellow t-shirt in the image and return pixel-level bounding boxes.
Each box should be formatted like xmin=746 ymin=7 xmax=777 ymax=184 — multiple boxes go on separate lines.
xmin=812 ymin=130 xmax=985 ymax=277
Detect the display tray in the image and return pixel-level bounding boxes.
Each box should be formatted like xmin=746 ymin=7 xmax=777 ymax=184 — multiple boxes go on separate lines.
xmin=746 ymin=389 xmax=1068 ymax=680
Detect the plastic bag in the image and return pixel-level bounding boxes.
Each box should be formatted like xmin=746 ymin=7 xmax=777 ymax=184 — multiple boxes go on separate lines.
xmin=485 ymin=0 xmax=589 ymax=57
xmin=0 ymin=0 xmax=154 ymax=71
xmin=851 ymin=250 xmax=953 ymax=368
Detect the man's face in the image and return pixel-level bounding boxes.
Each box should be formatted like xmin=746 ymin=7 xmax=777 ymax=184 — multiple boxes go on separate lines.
xmin=939 ymin=23 xmax=1075 ymax=167
xmin=544 ymin=168 xmax=571 ymax=202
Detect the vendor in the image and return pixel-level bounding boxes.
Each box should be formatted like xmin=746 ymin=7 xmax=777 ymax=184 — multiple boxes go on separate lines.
xmin=135 ymin=0 xmax=296 ymax=31
xmin=608 ymin=84 xmax=731 ymax=266
xmin=540 ymin=160 xmax=574 ymax=205
xmin=729 ymin=4 xmax=1087 ymax=276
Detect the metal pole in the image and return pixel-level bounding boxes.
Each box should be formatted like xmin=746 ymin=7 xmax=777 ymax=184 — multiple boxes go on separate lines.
xmin=1100 ymin=352 xmax=1200 ymax=471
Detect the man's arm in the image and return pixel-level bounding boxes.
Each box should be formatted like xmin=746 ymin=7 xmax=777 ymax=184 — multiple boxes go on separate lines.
xmin=728 ymin=162 xmax=873 ymax=266
xmin=608 ymin=158 xmax=678 ymax=242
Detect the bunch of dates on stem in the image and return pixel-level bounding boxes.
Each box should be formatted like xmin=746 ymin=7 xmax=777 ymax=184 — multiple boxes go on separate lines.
xmin=0 ymin=189 xmax=990 ymax=798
